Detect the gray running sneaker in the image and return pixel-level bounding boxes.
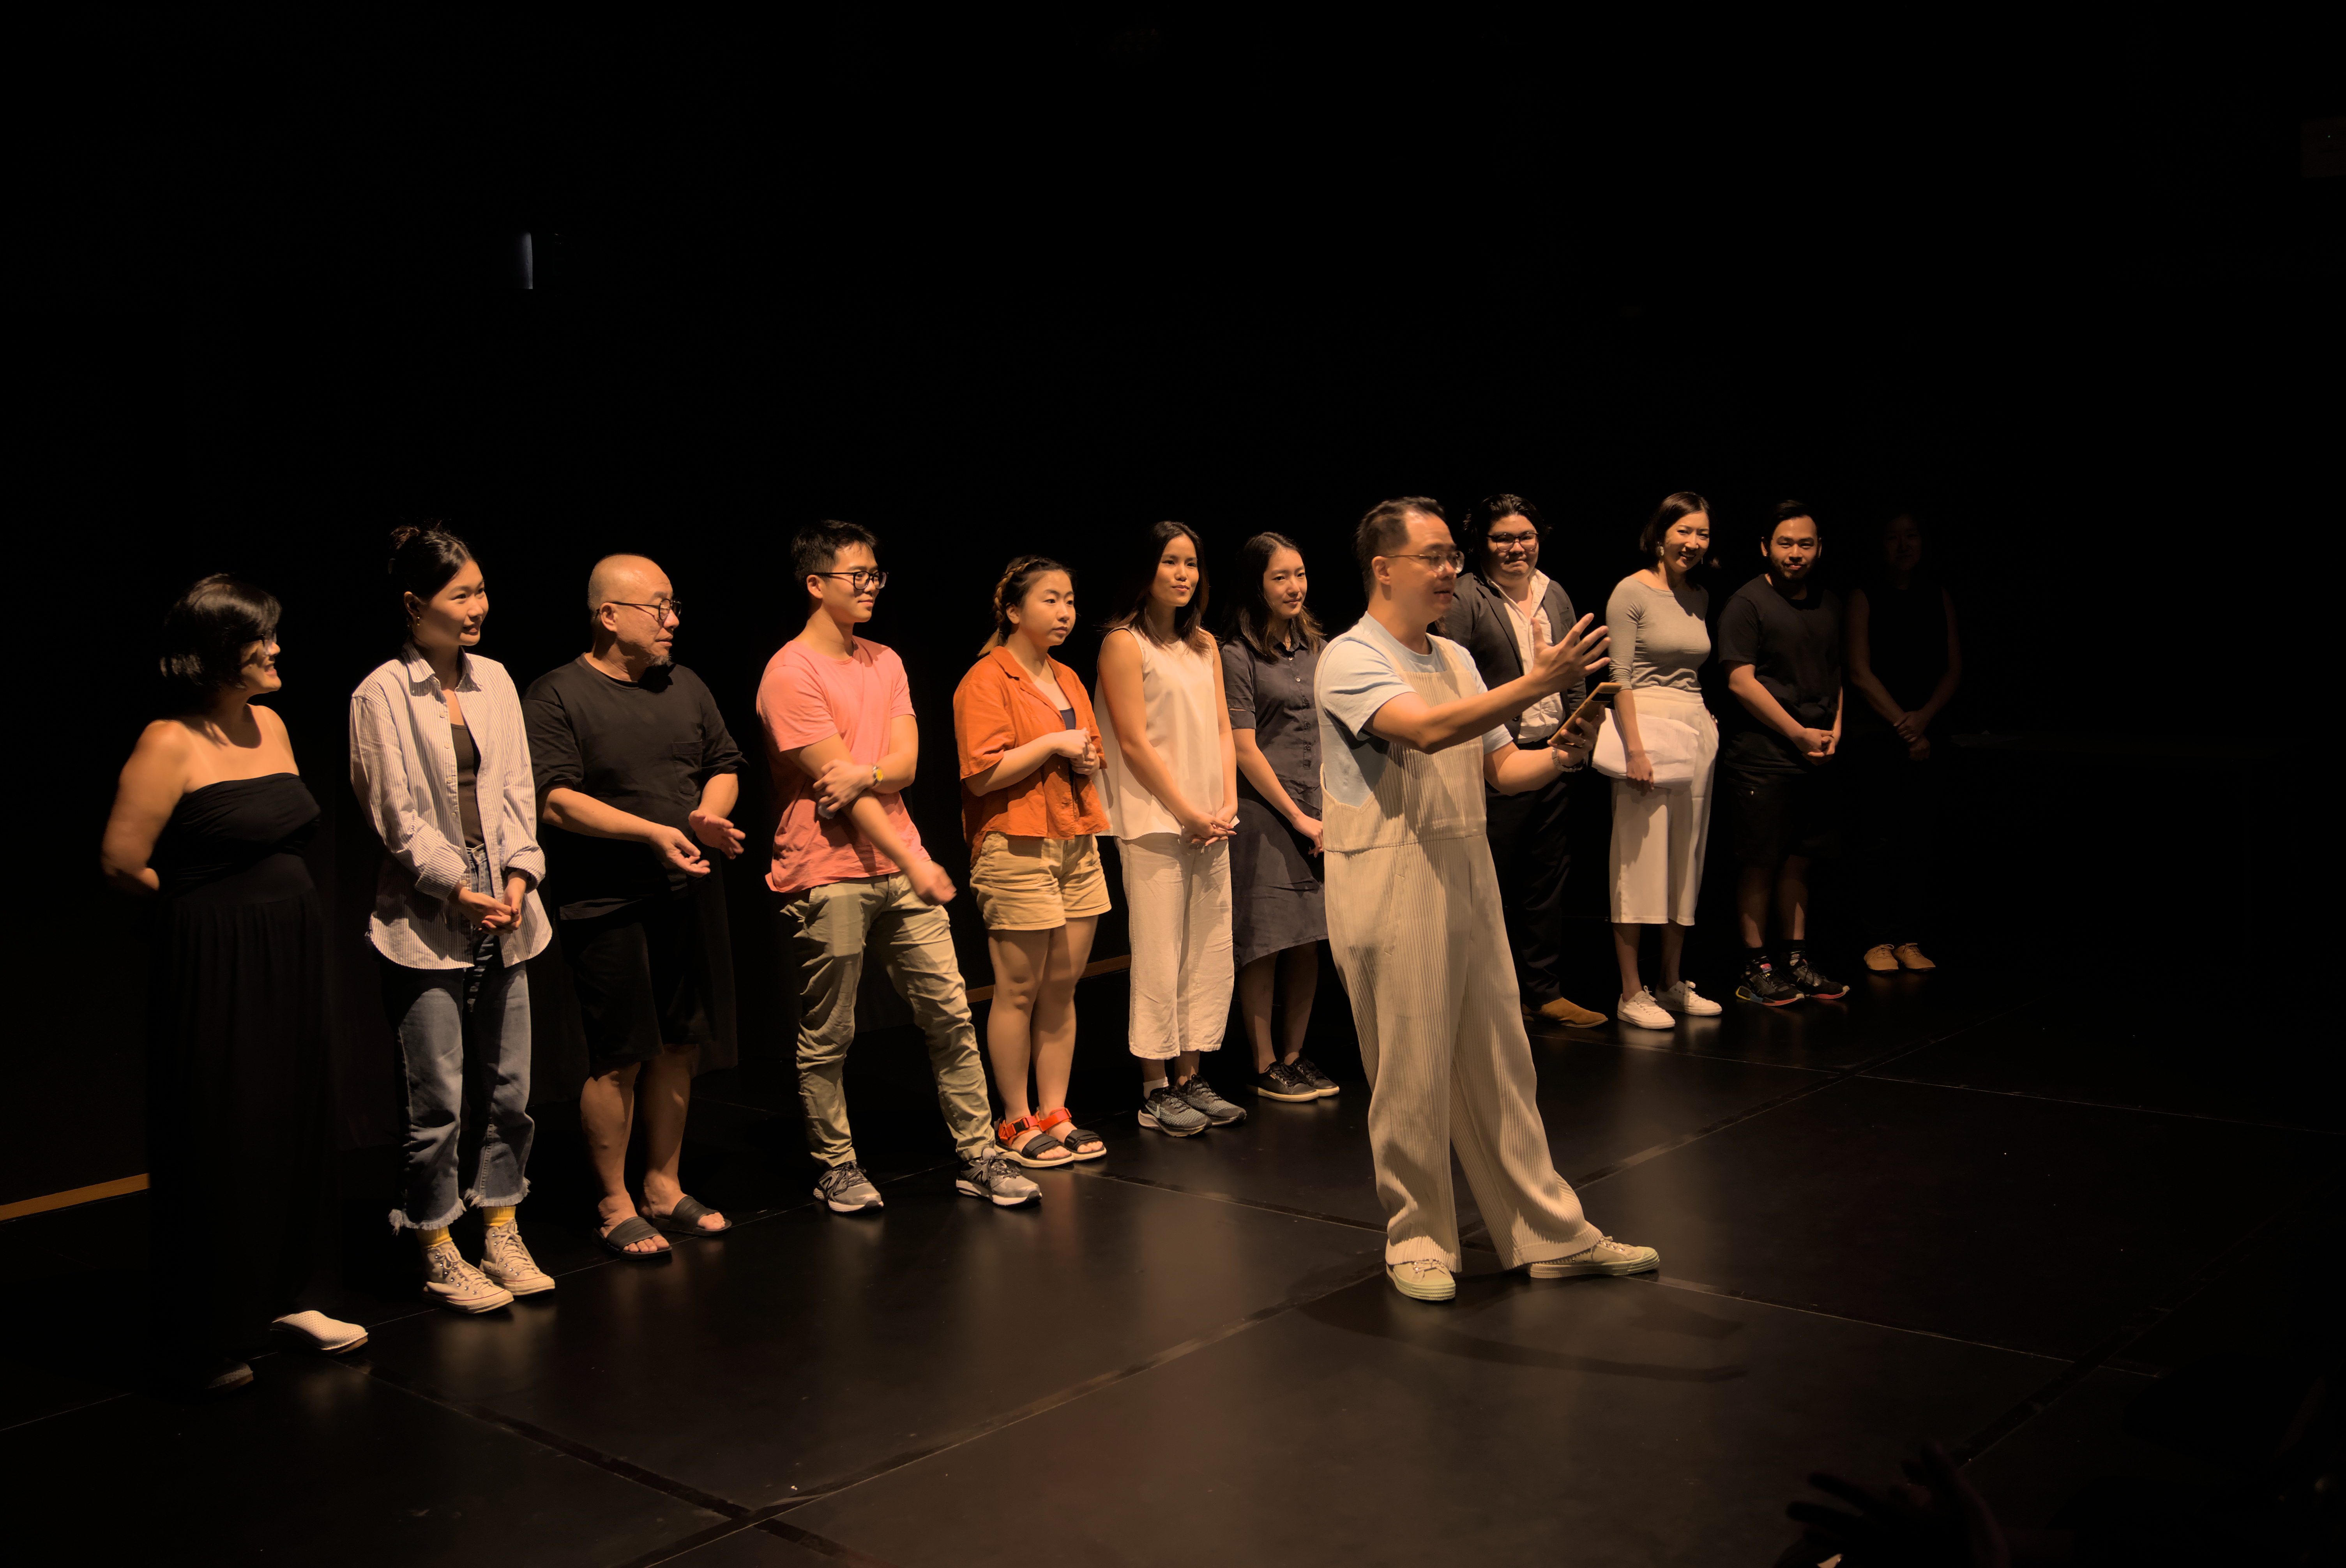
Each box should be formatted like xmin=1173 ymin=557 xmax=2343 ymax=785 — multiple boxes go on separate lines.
xmin=815 ymin=1161 xmax=884 ymax=1214
xmin=1288 ymin=1057 xmax=1339 ymax=1097
xmin=1175 ymin=1074 xmax=1248 ymax=1126
xmin=1139 ymin=1084 xmax=1212 ymax=1137
xmin=955 ymin=1150 xmax=1041 ymax=1207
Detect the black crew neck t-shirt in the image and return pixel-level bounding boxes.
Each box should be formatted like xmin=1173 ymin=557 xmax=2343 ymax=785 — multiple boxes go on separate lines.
xmin=1715 ymin=576 xmax=1843 ymax=774
xmin=522 ymin=657 xmax=745 ymax=918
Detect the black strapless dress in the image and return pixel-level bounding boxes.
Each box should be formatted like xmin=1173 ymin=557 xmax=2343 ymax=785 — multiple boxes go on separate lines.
xmin=148 ymin=774 xmax=327 ymax=1362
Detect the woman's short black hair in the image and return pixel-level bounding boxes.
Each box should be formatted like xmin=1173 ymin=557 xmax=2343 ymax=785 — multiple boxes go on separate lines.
xmin=1106 ymin=520 xmax=1212 ymax=650
xmin=159 ymin=574 xmax=280 ymax=713
xmin=1637 ymin=491 xmax=1712 ymax=565
xmin=389 ymin=523 xmax=474 ymax=634
xmin=1464 ymin=493 xmax=1545 ymax=576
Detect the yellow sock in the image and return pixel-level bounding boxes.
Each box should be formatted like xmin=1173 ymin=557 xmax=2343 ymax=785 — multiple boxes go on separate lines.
xmin=417 ymin=1226 xmax=452 ymax=1248
xmin=483 ymin=1207 xmax=516 ymax=1229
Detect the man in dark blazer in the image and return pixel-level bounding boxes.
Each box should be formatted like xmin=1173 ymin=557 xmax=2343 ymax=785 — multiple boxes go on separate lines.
xmin=1443 ymin=494 xmax=1606 ymax=1027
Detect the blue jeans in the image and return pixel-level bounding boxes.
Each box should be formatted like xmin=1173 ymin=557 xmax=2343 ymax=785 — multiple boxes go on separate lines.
xmin=380 ymin=848 xmax=534 ymax=1231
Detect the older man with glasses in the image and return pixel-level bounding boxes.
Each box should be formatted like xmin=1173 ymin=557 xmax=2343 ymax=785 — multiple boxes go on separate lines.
xmin=523 ymin=553 xmax=747 ymax=1259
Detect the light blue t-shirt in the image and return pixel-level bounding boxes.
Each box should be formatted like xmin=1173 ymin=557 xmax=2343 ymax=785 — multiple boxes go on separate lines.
xmin=1314 ymin=614 xmax=1511 ymax=809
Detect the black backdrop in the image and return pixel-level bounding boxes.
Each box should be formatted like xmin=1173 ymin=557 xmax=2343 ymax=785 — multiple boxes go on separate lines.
xmin=14 ymin=27 xmax=2334 ymax=1205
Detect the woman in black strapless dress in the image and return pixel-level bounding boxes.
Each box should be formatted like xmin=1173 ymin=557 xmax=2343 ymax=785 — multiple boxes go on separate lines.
xmin=101 ymin=576 xmax=363 ymax=1393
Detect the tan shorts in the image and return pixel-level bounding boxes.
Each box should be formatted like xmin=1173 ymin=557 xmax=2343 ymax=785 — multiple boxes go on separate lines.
xmin=969 ymin=832 xmax=1112 ymax=931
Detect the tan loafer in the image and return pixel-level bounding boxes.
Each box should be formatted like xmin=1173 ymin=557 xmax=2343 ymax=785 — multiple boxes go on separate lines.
xmin=1893 ymin=943 xmax=1937 ymax=971
xmin=1862 ymin=943 xmax=1899 ymax=972
xmin=1528 ymin=995 xmax=1607 ymax=1028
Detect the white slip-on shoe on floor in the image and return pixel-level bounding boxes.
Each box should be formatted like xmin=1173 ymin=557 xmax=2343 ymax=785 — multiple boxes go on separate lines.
xmin=1654 ymin=980 xmax=1722 ymax=1017
xmin=1616 ymin=989 xmax=1676 ymax=1029
xmin=270 ymin=1310 xmax=369 ymax=1354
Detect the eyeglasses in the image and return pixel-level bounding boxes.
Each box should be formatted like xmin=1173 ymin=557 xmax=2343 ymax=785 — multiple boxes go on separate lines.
xmin=811 ymin=570 xmax=888 ymax=590
xmin=1389 ymin=550 xmax=1466 ymax=571
xmin=1485 ymin=531 xmax=1539 ymax=548
xmin=609 ymin=599 xmax=683 ymax=622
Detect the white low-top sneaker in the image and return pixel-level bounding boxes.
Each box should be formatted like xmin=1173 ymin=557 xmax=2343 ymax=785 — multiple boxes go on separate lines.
xmin=1655 ymin=980 xmax=1722 ymax=1017
xmin=1387 ymin=1259 xmax=1456 ymax=1301
xmin=270 ymin=1309 xmax=368 ymax=1354
xmin=1526 ymin=1236 xmax=1662 ymax=1278
xmin=1616 ymin=989 xmax=1675 ymax=1029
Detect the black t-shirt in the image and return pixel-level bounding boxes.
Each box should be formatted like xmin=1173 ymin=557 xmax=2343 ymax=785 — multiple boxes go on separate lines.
xmin=1849 ymin=576 xmax=1950 ymax=736
xmin=522 ymin=657 xmax=745 ymax=918
xmin=1715 ymin=576 xmax=1843 ymax=774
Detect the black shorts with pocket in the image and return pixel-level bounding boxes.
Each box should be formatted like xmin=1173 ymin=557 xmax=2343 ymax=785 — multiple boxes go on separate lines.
xmin=557 ymin=891 xmax=717 ymax=1065
xmin=1722 ymin=761 xmax=1843 ymax=868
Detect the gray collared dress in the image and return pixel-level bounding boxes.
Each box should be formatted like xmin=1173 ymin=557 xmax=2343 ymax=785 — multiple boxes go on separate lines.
xmin=1221 ymin=630 xmax=1327 ymax=968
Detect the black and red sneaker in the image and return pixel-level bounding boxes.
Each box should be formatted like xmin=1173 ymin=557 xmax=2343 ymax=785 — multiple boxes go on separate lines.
xmin=1782 ymin=952 xmax=1850 ymax=1000
xmin=1735 ymin=958 xmax=1804 ymax=1006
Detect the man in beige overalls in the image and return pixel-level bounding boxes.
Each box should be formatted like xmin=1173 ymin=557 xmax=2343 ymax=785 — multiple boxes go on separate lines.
xmin=1314 ymin=498 xmax=1663 ymax=1301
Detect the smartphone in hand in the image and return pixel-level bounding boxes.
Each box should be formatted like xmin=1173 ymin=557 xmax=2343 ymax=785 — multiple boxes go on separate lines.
xmin=1564 ymin=682 xmax=1622 ymax=734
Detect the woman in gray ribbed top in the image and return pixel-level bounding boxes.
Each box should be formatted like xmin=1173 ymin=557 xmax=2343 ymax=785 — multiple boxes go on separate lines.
xmin=1604 ymin=575 xmax=1711 ymax=698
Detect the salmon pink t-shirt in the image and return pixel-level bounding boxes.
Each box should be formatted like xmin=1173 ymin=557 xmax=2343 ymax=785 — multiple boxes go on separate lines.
xmin=757 ymin=638 xmax=926 ymax=896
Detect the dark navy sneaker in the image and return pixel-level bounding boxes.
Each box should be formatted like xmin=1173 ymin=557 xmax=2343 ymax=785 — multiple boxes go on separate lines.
xmin=1175 ymin=1075 xmax=1248 ymax=1125
xmin=1735 ymin=958 xmax=1804 ymax=1007
xmin=1249 ymin=1062 xmax=1320 ymax=1102
xmin=1782 ymin=953 xmax=1849 ymax=1000
xmin=1288 ymin=1057 xmax=1339 ymax=1098
xmin=1139 ymin=1085 xmax=1212 ymax=1136
xmin=815 ymin=1161 xmax=884 ymax=1213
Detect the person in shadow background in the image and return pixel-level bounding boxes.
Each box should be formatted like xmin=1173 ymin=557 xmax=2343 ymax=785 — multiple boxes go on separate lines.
xmin=1844 ymin=509 xmax=1961 ymax=975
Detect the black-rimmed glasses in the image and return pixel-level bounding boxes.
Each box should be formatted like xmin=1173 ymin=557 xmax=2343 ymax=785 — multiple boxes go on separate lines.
xmin=609 ymin=599 xmax=683 ymax=621
xmin=811 ymin=570 xmax=888 ymax=590
xmin=1389 ymin=550 xmax=1466 ymax=571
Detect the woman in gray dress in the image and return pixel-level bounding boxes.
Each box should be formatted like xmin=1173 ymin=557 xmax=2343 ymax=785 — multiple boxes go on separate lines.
xmin=1222 ymin=532 xmax=1337 ymax=1103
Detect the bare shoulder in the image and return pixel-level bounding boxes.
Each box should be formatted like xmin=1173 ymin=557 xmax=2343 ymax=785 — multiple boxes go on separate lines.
xmin=130 ymin=718 xmax=196 ymax=768
xmin=1097 ymin=626 xmax=1141 ymax=667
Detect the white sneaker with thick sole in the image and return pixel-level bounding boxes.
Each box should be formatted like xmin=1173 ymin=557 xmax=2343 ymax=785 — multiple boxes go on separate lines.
xmin=479 ymin=1224 xmax=558 ymax=1296
xmin=1387 ymin=1259 xmax=1456 ymax=1301
xmin=1616 ymin=989 xmax=1675 ymax=1029
xmin=1526 ymin=1236 xmax=1661 ymax=1278
xmin=270 ymin=1309 xmax=368 ymax=1354
xmin=420 ymin=1239 xmax=515 ymax=1314
xmin=1654 ymin=980 xmax=1722 ymax=1017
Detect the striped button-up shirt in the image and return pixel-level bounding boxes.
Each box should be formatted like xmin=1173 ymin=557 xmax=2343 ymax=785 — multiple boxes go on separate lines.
xmin=350 ymin=644 xmax=550 ymax=969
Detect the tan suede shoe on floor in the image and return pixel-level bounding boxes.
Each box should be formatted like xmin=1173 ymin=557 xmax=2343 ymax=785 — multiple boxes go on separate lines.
xmin=1526 ymin=996 xmax=1607 ymax=1028
xmin=1893 ymin=943 xmax=1937 ymax=970
xmin=1862 ymin=943 xmax=1899 ymax=972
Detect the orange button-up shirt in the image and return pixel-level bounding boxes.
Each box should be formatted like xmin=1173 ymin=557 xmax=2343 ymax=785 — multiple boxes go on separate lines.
xmin=952 ymin=645 xmax=1111 ymax=853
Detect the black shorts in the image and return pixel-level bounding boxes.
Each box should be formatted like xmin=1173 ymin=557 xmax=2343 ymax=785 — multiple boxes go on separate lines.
xmin=558 ymin=893 xmax=717 ymax=1065
xmin=1723 ymin=763 xmax=1843 ymax=868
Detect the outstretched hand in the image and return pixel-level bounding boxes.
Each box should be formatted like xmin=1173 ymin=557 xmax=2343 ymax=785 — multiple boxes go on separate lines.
xmin=1786 ymin=1441 xmax=2010 ymax=1568
xmin=690 ymin=809 xmax=746 ymax=859
xmin=1530 ymin=612 xmax=1610 ymax=695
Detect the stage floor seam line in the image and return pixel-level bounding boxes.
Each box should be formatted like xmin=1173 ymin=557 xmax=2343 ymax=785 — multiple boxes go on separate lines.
xmin=1638 ymin=1273 xmax=2074 ymax=1361
xmin=1945 ymin=1183 xmax=2327 ymax=1469
xmin=1848 ymin=1074 xmax=2346 ymax=1136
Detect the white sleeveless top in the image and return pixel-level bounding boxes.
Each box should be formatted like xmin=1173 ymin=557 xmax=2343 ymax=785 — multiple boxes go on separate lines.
xmin=1097 ymin=628 xmax=1224 ymax=839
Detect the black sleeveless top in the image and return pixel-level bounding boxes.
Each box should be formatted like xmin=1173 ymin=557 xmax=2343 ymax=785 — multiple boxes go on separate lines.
xmin=151 ymin=774 xmax=320 ymax=906
xmin=1855 ymin=577 xmax=1949 ymax=731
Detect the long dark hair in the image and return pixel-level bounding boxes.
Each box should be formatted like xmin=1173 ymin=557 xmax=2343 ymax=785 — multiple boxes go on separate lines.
xmin=159 ymin=574 xmax=280 ymax=713
xmin=1229 ymin=531 xmax=1323 ymax=657
xmin=1106 ymin=520 xmax=1211 ymax=650
xmin=981 ymin=554 xmax=1074 ymax=655
xmin=389 ymin=523 xmax=474 ymax=636
xmin=1637 ymin=491 xmax=1713 ymax=568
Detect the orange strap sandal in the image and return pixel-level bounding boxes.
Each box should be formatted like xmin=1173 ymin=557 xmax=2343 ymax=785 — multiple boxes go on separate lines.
xmin=1035 ymin=1107 xmax=1104 ymax=1161
xmin=996 ymin=1115 xmax=1072 ymax=1168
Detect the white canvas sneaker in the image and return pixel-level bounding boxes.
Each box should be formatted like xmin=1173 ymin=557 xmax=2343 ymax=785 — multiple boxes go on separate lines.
xmin=420 ymin=1239 xmax=515 ymax=1314
xmin=1527 ymin=1236 xmax=1662 ymax=1278
xmin=1616 ymin=989 xmax=1675 ymax=1029
xmin=479 ymin=1224 xmax=558 ymax=1296
xmin=1655 ymin=980 xmax=1722 ymax=1017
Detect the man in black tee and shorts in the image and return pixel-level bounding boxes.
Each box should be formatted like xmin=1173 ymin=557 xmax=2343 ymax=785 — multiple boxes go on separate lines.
xmin=1716 ymin=502 xmax=1850 ymax=1006
xmin=525 ymin=554 xmax=747 ymax=1257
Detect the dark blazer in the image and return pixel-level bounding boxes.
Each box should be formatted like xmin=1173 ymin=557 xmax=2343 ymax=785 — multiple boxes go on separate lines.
xmin=1442 ymin=571 xmax=1588 ymax=742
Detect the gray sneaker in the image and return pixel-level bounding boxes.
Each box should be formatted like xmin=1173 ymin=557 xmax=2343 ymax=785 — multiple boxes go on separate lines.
xmin=1175 ymin=1074 xmax=1248 ymax=1126
xmin=815 ymin=1161 xmax=884 ymax=1214
xmin=1139 ymin=1084 xmax=1211 ymax=1137
xmin=955 ymin=1150 xmax=1041 ymax=1207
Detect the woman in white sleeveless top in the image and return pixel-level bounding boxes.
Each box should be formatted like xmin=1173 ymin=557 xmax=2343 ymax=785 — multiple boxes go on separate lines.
xmin=1095 ymin=522 xmax=1245 ymax=1138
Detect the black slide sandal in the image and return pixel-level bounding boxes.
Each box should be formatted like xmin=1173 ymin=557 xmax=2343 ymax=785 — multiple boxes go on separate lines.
xmin=599 ymin=1215 xmax=670 ymax=1259
xmin=648 ymin=1195 xmax=732 ymax=1237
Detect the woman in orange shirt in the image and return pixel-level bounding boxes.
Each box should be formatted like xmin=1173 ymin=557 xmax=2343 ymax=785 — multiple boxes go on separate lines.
xmin=953 ymin=556 xmax=1113 ymax=1167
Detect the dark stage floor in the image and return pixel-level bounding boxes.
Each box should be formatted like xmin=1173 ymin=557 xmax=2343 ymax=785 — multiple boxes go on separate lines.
xmin=5 ymin=954 xmax=2340 ymax=1566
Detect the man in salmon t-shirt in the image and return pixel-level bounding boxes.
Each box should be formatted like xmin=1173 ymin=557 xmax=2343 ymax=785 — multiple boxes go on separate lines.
xmin=757 ymin=521 xmax=1039 ymax=1215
